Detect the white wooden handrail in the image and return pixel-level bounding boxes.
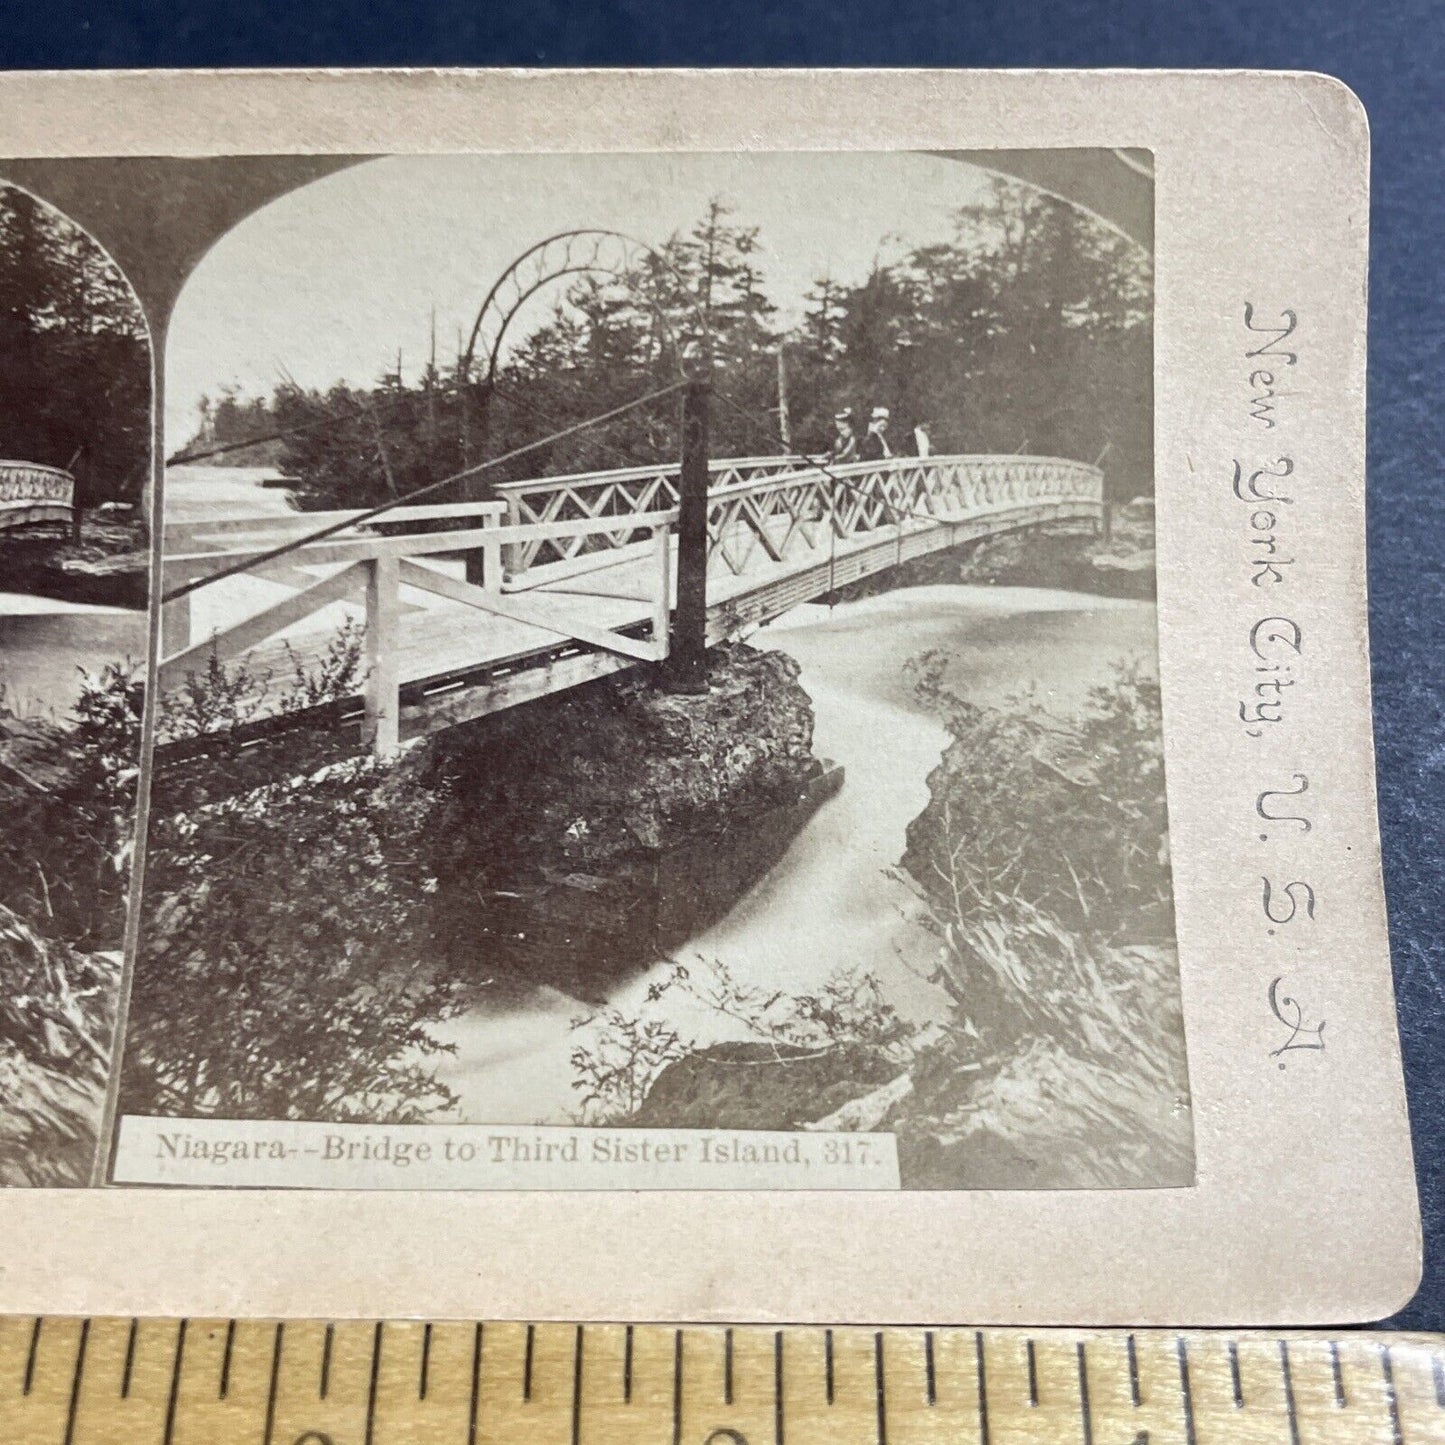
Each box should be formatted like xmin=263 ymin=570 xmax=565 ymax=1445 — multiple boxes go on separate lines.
xmin=162 ymin=507 xmax=681 ymax=583
xmin=707 ymin=453 xmax=1103 ymax=499
xmin=491 ymin=454 xmax=805 ymax=499
xmin=159 ymin=506 xmax=682 ymax=755
xmin=164 ymin=497 xmax=509 ymax=548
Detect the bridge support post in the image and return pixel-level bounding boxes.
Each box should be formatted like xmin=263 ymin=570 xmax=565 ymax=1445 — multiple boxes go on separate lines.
xmin=363 ymin=554 xmax=401 ymax=756
xmin=650 ymin=524 xmax=672 ymax=659
xmin=500 ymin=492 xmax=524 ymax=579
xmin=479 ymin=510 xmax=503 ymax=593
xmin=666 ymin=378 xmax=711 ymax=693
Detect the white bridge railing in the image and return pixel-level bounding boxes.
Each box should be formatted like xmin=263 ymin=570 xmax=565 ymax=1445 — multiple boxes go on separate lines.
xmin=490 ymin=453 xmax=1102 ymax=574
xmin=493 ymin=455 xmax=814 ymax=571
xmin=0 ymin=459 xmax=75 ymax=531
xmin=159 ymin=453 xmax=1101 ymax=753
xmin=161 ymin=496 xmax=677 ymax=753
xmin=701 ymin=454 xmax=1103 ymax=578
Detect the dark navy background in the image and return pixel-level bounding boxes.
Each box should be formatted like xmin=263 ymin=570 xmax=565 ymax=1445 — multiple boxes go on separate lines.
xmin=3 ymin=0 xmax=1440 ymax=1328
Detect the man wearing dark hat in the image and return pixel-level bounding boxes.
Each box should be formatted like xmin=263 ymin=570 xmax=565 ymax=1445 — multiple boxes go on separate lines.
xmin=828 ymin=409 xmax=858 ymax=463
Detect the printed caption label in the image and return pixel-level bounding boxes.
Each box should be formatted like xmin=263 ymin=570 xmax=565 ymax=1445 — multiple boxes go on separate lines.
xmin=114 ymin=1116 xmax=901 ymax=1190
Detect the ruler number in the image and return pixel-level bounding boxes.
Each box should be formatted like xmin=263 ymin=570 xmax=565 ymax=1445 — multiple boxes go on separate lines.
xmin=292 ymin=1434 xmax=335 ymax=1445
xmin=704 ymin=1431 xmax=751 ymax=1444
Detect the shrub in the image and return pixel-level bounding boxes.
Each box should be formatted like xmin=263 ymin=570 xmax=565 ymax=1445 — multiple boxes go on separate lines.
xmin=0 ymin=907 xmax=117 ymax=1186
xmin=568 ymin=957 xmax=913 ymax=1125
xmin=122 ymin=627 xmax=470 ymax=1123
xmin=124 ymin=757 xmax=464 ymax=1122
xmin=0 ymin=660 xmax=142 ymax=949
xmin=890 ymin=661 xmax=1190 ymax=1185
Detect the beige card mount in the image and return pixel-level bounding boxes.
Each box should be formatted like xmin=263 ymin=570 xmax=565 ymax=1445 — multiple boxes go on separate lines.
xmin=0 ymin=68 xmax=1418 ymax=1324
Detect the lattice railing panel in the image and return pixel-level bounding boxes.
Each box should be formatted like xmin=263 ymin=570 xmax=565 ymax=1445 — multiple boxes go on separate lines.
xmin=493 ymin=453 xmax=1101 ymax=576
xmin=496 ymin=456 xmax=814 ymax=569
xmin=702 ymin=455 xmax=1103 ymax=578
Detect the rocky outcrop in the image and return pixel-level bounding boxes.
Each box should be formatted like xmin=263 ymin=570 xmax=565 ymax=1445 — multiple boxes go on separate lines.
xmin=0 ymin=516 xmax=147 ymax=609
xmin=411 ymin=642 xmax=817 ymax=867
xmin=892 ymin=1023 xmax=1193 ymax=1190
xmin=629 ymin=1041 xmax=901 ymax=1132
xmin=0 ymin=715 xmax=73 ymax=794
xmin=824 ymin=505 xmax=1158 ymax=603
xmin=405 ymin=643 xmax=833 ymax=993
xmin=956 ymin=505 xmax=1157 ymax=599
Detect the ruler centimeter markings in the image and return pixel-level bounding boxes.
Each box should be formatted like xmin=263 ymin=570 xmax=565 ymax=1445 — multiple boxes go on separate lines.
xmin=3 ymin=1321 xmax=1445 ymax=1444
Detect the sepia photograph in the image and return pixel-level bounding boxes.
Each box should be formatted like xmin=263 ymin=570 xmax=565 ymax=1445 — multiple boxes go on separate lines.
xmin=0 ymin=182 xmax=149 ymax=1185
xmin=81 ymin=147 xmax=1192 ymax=1191
xmin=0 ymin=146 xmax=1190 ymax=1191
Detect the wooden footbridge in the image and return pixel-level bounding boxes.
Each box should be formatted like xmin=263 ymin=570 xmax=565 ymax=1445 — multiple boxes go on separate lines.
xmin=159 ymin=446 xmax=1104 ymax=754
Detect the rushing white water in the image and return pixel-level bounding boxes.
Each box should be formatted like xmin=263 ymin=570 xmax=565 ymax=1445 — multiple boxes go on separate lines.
xmin=0 ymin=602 xmax=145 ymax=720
xmin=433 ymin=583 xmax=1161 ymax=1126
xmin=0 ymin=464 xmax=288 ymax=719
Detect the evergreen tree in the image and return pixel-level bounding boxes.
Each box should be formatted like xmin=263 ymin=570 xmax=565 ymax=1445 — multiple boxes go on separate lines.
xmin=0 ymin=185 xmax=150 ymax=517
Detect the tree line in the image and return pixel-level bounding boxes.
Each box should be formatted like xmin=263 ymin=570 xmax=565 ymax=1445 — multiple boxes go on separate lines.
xmin=0 ymin=186 xmax=150 ymax=516
xmin=188 ymin=178 xmax=1154 ymax=508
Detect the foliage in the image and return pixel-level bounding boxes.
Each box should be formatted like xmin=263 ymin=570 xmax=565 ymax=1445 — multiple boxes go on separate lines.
xmin=184 ymin=182 xmax=1152 ymax=509
xmin=568 ymin=958 xmax=912 ymax=1126
xmin=125 ymin=757 xmax=464 ymax=1122
xmin=899 ymin=904 xmax=1192 ymax=1188
xmin=0 ymin=661 xmax=142 ymax=949
xmin=902 ymin=654 xmax=1173 ymax=941
xmin=568 ymin=1006 xmax=688 ymax=1124
xmin=120 ymin=636 xmax=467 ymax=1123
xmin=152 ymin=618 xmax=366 ymax=751
xmin=190 ymin=387 xmax=284 ymax=468
xmin=0 ymin=636 xmax=466 ymax=1149
xmin=0 ymin=185 xmax=150 ymax=511
xmin=278 ymin=618 xmax=367 ymax=714
xmin=923 ymin=896 xmax=1179 ymax=1081
xmin=656 ymin=957 xmax=913 ymax=1055
xmin=157 ymin=647 xmax=269 ymax=743
xmin=0 ymin=659 xmax=140 ymax=1184
xmin=0 ymin=656 xmax=143 ymax=1186
xmin=0 ymin=906 xmax=118 ymax=1187
xmin=892 ymin=662 xmax=1189 ymax=1184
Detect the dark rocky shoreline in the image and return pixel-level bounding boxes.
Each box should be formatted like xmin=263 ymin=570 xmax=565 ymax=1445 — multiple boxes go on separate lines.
xmin=472 ymin=759 xmax=843 ymax=1002
xmin=0 ymin=517 xmax=148 ymax=610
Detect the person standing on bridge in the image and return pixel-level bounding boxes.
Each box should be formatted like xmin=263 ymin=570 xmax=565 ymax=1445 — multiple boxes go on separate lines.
xmin=828 ymin=409 xmax=858 ymax=464
xmin=860 ymin=406 xmax=893 ymax=462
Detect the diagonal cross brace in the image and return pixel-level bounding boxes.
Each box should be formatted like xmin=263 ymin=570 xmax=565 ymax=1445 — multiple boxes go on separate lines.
xmin=398 ymin=558 xmax=664 ymax=663
xmin=158 ymin=561 xmax=368 ymax=686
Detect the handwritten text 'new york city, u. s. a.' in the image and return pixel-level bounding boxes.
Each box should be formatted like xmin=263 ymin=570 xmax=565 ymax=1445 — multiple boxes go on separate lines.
xmin=1236 ymin=304 xmax=1325 ymax=1064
